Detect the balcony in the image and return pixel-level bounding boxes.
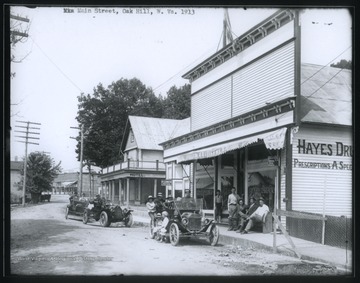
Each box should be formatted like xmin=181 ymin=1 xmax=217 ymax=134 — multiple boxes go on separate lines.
xmin=102 ymin=160 xmax=165 ymax=174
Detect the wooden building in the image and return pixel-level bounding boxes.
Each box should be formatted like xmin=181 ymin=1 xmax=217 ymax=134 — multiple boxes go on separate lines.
xmin=160 ymin=9 xmax=352 ymax=247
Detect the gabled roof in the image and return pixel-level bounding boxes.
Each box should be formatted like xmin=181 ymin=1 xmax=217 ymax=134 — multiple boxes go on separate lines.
xmin=11 ymin=161 xmax=23 ymax=171
xmin=122 ymin=116 xmax=190 ymax=151
xmin=300 ymin=63 xmax=352 ymax=126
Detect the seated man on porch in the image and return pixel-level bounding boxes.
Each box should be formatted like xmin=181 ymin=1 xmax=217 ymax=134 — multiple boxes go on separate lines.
xmin=241 ymin=197 xmax=269 ymax=234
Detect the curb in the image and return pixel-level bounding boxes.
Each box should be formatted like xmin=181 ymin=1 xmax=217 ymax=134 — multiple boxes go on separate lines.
xmin=133 ymin=218 xmax=351 ymax=272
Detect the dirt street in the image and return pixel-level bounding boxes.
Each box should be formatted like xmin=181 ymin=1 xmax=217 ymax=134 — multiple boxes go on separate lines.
xmin=10 ymin=194 xmax=340 ymax=276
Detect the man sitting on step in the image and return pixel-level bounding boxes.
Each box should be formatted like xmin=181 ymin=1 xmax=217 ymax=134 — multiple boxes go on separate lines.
xmin=241 ymin=197 xmax=269 ymax=234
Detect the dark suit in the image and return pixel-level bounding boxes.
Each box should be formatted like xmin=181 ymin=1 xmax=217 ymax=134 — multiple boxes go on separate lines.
xmin=236 ymin=202 xmax=259 ymax=232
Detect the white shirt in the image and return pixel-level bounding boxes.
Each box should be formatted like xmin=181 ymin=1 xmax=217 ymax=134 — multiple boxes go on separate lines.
xmin=162 ymin=217 xmax=169 ymax=228
xmin=253 ymin=204 xmax=269 ymax=218
xmin=228 ymin=193 xmax=239 ymax=205
xmin=146 ymin=201 xmax=156 ymax=212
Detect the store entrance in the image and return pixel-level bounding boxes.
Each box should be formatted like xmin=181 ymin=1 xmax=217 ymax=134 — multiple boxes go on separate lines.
xmin=247 ymin=169 xmax=276 ymax=211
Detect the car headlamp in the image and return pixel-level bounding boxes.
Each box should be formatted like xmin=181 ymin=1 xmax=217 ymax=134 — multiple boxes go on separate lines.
xmin=182 ymin=218 xmax=189 ymax=225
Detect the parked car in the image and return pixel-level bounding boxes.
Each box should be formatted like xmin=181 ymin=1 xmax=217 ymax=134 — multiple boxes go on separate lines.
xmin=83 ymin=198 xmax=133 ymax=228
xmin=150 ymin=198 xmax=219 ymax=246
xmin=41 ymin=191 xmax=51 ymax=202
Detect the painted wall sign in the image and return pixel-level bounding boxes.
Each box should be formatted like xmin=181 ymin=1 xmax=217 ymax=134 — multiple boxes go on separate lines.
xmin=293 ymin=158 xmax=352 ymax=170
xmin=296 ymin=139 xmax=353 ymax=157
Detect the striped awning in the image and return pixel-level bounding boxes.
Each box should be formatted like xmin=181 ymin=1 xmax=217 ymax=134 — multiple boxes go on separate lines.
xmin=176 ymin=127 xmax=287 ymax=163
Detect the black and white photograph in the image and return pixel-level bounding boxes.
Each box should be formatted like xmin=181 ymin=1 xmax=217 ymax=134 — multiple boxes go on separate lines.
xmin=6 ymin=4 xmax=353 ymax=278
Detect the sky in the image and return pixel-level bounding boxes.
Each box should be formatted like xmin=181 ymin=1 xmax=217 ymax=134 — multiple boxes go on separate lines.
xmin=9 ymin=6 xmax=352 ymax=172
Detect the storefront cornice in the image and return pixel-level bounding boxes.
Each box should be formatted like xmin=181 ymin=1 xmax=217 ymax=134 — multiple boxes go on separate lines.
xmin=182 ymin=9 xmax=295 ymax=82
xmin=161 ymin=97 xmax=296 ymax=150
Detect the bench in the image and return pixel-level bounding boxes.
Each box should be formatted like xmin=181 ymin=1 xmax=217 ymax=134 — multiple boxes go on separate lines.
xmin=253 ymin=212 xmax=273 ymax=233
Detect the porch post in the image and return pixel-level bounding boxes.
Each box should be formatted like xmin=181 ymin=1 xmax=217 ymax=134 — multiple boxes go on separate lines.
xmin=154 ymin=179 xmax=157 ymax=196
xmin=126 ymin=178 xmax=130 ymax=206
xmin=112 ymin=180 xmax=115 ymax=203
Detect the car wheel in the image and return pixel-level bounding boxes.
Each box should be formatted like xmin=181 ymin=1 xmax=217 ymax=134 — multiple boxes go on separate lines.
xmin=125 ymin=213 xmax=133 ymax=227
xmin=209 ymin=224 xmax=220 ymax=246
xmin=83 ymin=211 xmax=88 ymax=224
xmin=169 ymin=223 xmax=180 ymax=246
xmin=99 ymin=211 xmax=110 ymax=227
xmin=65 ymin=207 xmax=69 ymax=219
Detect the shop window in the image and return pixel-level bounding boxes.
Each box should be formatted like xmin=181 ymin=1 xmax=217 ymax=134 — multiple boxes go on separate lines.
xmin=166 ymin=163 xmax=173 ymax=179
xmin=195 ymin=176 xmax=214 ymax=210
xmin=174 ymin=164 xmax=183 ymax=178
xmin=247 ymin=170 xmax=275 ymax=211
xmin=174 ymin=181 xmax=183 ymax=198
xmin=221 ymin=152 xmax=235 ymax=169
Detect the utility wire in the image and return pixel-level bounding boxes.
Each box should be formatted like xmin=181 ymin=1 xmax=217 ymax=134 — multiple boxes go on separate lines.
xmin=273 ymin=47 xmax=351 ymax=121
xmin=30 ymin=36 xmax=84 ymax=93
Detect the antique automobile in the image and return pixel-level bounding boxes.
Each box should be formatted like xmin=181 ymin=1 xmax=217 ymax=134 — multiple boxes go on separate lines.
xmin=40 ymin=191 xmax=51 ymax=202
xmin=83 ymin=198 xmax=134 ymax=228
xmin=150 ymin=198 xmax=219 ymax=246
xmin=65 ymin=196 xmax=88 ymax=220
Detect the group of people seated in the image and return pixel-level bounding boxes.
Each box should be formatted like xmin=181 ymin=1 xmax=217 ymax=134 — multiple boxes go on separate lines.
xmin=227 ymin=187 xmax=270 ymax=234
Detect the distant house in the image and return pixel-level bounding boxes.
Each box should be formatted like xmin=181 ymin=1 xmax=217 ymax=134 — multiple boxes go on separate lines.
xmin=101 ymin=115 xmax=190 ymax=206
xmin=53 ymin=172 xmax=101 ymax=197
xmin=10 ymin=161 xmax=23 ymax=203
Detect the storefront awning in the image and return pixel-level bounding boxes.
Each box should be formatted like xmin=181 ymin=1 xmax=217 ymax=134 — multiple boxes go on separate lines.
xmin=176 ymin=127 xmax=287 ymax=163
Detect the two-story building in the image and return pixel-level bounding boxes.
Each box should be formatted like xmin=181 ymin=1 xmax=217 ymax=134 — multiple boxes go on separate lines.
xmin=160 ymin=9 xmax=352 ymax=248
xmin=101 ymin=115 xmax=190 ymax=206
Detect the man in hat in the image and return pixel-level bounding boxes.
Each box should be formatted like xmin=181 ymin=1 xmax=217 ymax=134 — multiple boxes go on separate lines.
xmin=155 ymin=192 xmax=165 ymax=213
xmin=241 ymin=197 xmax=269 ymax=234
xmin=227 ymin=187 xmax=241 ymax=231
xmin=146 ymin=195 xmax=156 ymax=227
xmin=236 ymin=196 xmax=258 ymax=233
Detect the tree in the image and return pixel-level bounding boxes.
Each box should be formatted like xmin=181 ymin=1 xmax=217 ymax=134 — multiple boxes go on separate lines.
xmin=20 ymin=152 xmax=62 ymax=202
xmin=162 ymin=84 xmax=191 ymax=119
xmin=330 ymin=59 xmax=352 ymax=70
xmin=76 ymin=78 xmax=163 ymax=168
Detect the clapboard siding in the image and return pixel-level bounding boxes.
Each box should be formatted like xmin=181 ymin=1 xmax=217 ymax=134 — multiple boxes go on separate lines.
xmin=190 ymin=41 xmax=295 ymax=132
xmin=292 ymin=127 xmax=352 ymax=217
xmin=233 ymin=42 xmax=295 ymax=116
xmin=191 ymin=77 xmax=232 ymax=131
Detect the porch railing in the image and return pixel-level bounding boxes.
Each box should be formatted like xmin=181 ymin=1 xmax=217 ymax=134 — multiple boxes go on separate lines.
xmin=102 ymin=160 xmax=165 ymax=174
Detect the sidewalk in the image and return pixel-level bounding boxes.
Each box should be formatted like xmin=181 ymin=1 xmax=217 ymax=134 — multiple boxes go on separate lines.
xmin=132 ymin=212 xmax=352 ymax=273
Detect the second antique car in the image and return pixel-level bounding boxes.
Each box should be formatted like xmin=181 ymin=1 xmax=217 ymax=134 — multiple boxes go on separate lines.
xmin=150 ymin=198 xmax=219 ymax=246
xmin=82 ymin=197 xmax=134 ymax=228
xmin=65 ymin=196 xmax=89 ymax=220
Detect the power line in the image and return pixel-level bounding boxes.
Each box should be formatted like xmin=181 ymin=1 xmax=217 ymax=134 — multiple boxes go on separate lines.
xmin=29 ymin=36 xmax=84 ymax=93
xmin=15 ymin=120 xmax=41 ymax=206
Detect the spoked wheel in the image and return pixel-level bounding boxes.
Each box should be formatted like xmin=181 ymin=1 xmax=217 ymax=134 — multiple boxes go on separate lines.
xmin=83 ymin=211 xmax=88 ymax=224
xmin=99 ymin=211 xmax=111 ymax=227
xmin=209 ymin=224 xmax=220 ymax=246
xmin=65 ymin=207 xmax=69 ymax=219
xmin=169 ymin=223 xmax=180 ymax=246
xmin=125 ymin=214 xmax=133 ymax=227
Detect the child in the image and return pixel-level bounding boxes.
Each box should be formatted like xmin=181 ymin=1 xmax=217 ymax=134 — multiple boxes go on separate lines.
xmin=146 ymin=195 xmax=156 ymax=227
xmin=158 ymin=211 xmax=169 ymax=243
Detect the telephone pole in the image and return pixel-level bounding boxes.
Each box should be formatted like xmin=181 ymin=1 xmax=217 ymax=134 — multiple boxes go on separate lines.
xmin=15 ymin=120 xmax=41 ymax=206
xmin=70 ymin=125 xmax=84 ymax=195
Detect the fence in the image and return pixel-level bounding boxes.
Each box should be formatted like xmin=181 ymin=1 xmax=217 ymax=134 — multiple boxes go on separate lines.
xmin=271 ymin=209 xmax=352 ymax=258
xmin=102 ymin=160 xmax=165 ymax=174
